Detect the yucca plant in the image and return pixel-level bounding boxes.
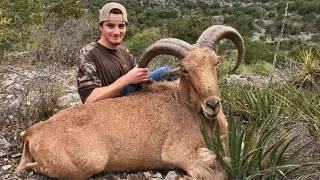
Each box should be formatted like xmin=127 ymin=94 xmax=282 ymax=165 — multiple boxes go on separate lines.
xmin=275 ymin=84 xmax=320 ymax=136
xmin=221 ymin=85 xmax=285 ymax=122
xmin=291 ymin=47 xmax=320 ymax=90
xmin=201 ymin=83 xmax=320 ymax=179
xmin=201 ymin=110 xmax=313 ymax=179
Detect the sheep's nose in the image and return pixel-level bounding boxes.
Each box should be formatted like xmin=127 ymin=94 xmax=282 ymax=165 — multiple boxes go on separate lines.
xmin=202 ymin=99 xmax=220 ymax=119
xmin=205 ymin=100 xmax=220 ymax=112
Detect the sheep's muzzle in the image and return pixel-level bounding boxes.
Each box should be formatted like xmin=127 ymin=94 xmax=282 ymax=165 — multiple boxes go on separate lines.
xmin=201 ymin=98 xmax=220 ymax=119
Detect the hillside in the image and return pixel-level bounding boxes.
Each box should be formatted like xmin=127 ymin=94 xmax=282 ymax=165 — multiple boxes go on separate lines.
xmin=79 ymin=0 xmax=320 ymax=44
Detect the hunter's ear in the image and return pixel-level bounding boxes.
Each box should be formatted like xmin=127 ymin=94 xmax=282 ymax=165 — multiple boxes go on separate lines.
xmin=97 ymin=22 xmax=103 ymax=31
xmin=162 ymin=67 xmax=182 ymax=79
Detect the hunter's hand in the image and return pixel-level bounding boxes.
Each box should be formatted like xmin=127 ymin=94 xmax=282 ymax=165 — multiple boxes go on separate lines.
xmin=124 ymin=65 xmax=149 ymax=84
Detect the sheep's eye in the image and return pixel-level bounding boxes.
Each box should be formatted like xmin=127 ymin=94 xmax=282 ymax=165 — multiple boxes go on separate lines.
xmin=182 ymin=69 xmax=188 ymax=73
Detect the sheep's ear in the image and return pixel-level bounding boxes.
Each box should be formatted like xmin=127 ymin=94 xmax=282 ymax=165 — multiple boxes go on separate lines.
xmin=162 ymin=67 xmax=182 ymax=78
xmin=217 ymin=55 xmax=225 ymax=65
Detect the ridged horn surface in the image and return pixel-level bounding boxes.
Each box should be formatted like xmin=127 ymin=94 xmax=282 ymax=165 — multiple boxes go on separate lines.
xmin=138 ymin=38 xmax=192 ymax=68
xmin=196 ymin=25 xmax=245 ymax=73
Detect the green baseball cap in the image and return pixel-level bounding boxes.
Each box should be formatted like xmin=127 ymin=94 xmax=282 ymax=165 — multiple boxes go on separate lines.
xmin=99 ymin=2 xmax=128 ymax=23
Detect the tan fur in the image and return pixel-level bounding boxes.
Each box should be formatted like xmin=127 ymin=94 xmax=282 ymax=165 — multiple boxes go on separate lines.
xmin=16 ymin=47 xmax=228 ymax=180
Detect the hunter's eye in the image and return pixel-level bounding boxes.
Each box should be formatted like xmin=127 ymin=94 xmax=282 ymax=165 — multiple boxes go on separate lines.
xmin=106 ymin=23 xmax=115 ymax=28
xmin=118 ymin=23 xmax=126 ymax=29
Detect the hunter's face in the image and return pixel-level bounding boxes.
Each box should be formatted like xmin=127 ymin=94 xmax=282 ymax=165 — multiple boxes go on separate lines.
xmin=99 ymin=13 xmax=127 ymax=48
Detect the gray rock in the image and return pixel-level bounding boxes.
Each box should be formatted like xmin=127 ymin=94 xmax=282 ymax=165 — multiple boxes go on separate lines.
xmin=229 ymin=74 xmax=240 ymax=80
xmin=13 ymin=83 xmax=24 ymax=90
xmin=2 ymin=80 xmax=14 ymax=87
xmin=8 ymin=98 xmax=20 ymax=109
xmin=26 ymin=90 xmax=40 ymax=102
xmin=2 ymin=164 xmax=12 ymax=170
xmin=9 ymin=73 xmax=19 ymax=80
xmin=58 ymin=93 xmax=81 ymax=107
xmin=11 ymin=153 xmax=22 ymax=158
xmin=65 ymin=85 xmax=77 ymax=93
xmin=4 ymin=119 xmax=11 ymax=126
xmin=0 ymin=151 xmax=7 ymax=157
xmin=260 ymin=77 xmax=269 ymax=84
xmin=164 ymin=171 xmax=178 ymax=180
xmin=4 ymin=174 xmax=11 ymax=179
xmin=0 ymin=138 xmax=11 ymax=150
xmin=6 ymin=95 xmax=14 ymax=99
xmin=143 ymin=171 xmax=152 ymax=178
xmin=152 ymin=172 xmax=163 ymax=179
xmin=239 ymin=77 xmax=248 ymax=83
xmin=221 ymin=77 xmax=232 ymax=85
xmin=246 ymin=75 xmax=255 ymax=82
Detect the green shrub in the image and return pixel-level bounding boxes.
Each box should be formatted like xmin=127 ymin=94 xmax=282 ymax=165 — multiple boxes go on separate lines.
xmin=267 ymin=11 xmax=276 ymax=19
xmin=218 ymin=58 xmax=244 ymax=76
xmin=218 ymin=56 xmax=272 ymax=77
xmin=301 ymin=12 xmax=317 ymax=23
xmin=16 ymin=83 xmax=64 ymax=123
xmin=164 ymin=14 xmax=216 ymax=44
xmin=244 ymin=40 xmax=274 ymax=65
xmin=125 ymin=29 xmax=161 ymax=57
xmin=30 ymin=15 xmax=96 ymax=66
xmin=0 ymin=0 xmax=43 ymax=56
xmin=247 ymin=61 xmax=273 ymax=76
xmin=125 ymin=25 xmax=142 ymax=40
xmin=47 ymin=0 xmax=85 ymax=20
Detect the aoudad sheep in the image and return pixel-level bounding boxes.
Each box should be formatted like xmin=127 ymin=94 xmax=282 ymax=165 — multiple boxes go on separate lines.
xmin=15 ymin=25 xmax=244 ymax=180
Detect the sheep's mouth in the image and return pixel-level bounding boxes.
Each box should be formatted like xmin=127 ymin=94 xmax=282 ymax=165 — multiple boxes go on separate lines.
xmin=201 ymin=100 xmax=220 ymax=119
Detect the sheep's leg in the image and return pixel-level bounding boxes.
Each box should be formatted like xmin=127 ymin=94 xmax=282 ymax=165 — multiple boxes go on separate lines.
xmin=23 ymin=162 xmax=88 ymax=180
xmin=24 ymin=162 xmax=41 ymax=173
xmin=162 ymin=146 xmax=227 ymax=180
xmin=162 ymin=151 xmax=214 ymax=179
xmin=59 ymin=138 xmax=110 ymax=179
xmin=15 ymin=140 xmax=33 ymax=174
xmin=197 ymin=148 xmax=228 ymax=179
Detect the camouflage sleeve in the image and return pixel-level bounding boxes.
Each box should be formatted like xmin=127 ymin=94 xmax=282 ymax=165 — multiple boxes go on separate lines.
xmin=76 ymin=44 xmax=102 ymax=102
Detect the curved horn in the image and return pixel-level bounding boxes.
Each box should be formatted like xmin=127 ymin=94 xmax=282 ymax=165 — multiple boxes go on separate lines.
xmin=196 ymin=25 xmax=245 ymax=73
xmin=138 ymin=38 xmax=192 ymax=68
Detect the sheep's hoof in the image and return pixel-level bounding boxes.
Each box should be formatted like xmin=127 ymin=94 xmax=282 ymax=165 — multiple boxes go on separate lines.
xmin=20 ymin=131 xmax=26 ymax=137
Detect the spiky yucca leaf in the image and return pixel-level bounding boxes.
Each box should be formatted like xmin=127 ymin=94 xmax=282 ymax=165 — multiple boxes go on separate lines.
xmin=201 ymin=109 xmax=310 ymax=179
xmin=275 ymin=84 xmax=320 ymax=135
xmin=291 ymin=48 xmax=320 ymax=89
xmin=222 ymin=86 xmax=286 ymax=123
